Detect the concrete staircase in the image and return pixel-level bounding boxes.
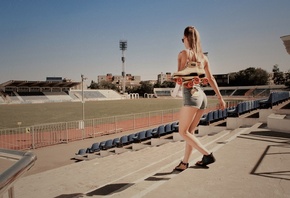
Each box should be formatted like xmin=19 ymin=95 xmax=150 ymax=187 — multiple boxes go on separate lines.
xmin=9 ymin=101 xmax=290 ymax=198
xmin=13 ymin=126 xmax=252 ymax=198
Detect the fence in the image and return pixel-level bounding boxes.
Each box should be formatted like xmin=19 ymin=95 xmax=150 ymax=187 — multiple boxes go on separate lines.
xmin=0 ymin=101 xmax=237 ymax=151
xmin=0 ymin=108 xmax=182 ymax=150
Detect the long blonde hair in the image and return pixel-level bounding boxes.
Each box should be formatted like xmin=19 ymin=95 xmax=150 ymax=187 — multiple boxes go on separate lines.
xmin=184 ymin=26 xmax=203 ymax=63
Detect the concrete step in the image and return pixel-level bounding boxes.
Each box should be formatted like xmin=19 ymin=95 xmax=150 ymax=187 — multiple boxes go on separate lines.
xmin=13 ymin=128 xmax=250 ymax=198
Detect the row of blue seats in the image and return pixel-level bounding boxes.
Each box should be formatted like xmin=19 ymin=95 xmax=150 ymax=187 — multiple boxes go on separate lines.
xmin=76 ymin=92 xmax=290 ymax=156
xmin=199 ymin=108 xmax=228 ymax=125
xmin=75 ymin=122 xmax=179 ymax=156
xmin=227 ymin=99 xmax=262 ymax=117
xmin=259 ymin=91 xmax=290 ymax=109
xmin=199 ymin=99 xmax=263 ymax=124
xmin=203 ymin=92 xmax=290 ymax=121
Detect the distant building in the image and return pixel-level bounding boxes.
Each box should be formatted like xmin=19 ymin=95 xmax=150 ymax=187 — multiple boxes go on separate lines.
xmin=157 ymin=72 xmax=172 ymax=84
xmin=46 ymin=77 xmax=63 ymax=82
xmin=97 ymin=73 xmax=141 ymax=88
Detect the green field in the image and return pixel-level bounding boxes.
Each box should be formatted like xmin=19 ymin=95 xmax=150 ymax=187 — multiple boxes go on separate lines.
xmin=0 ymin=98 xmax=223 ymax=129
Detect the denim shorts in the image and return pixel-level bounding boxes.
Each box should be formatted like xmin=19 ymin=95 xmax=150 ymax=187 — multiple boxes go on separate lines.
xmin=183 ymin=85 xmax=207 ymax=109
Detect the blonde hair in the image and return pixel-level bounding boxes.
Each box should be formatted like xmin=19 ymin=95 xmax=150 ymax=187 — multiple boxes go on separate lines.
xmin=184 ymin=26 xmax=203 ymax=62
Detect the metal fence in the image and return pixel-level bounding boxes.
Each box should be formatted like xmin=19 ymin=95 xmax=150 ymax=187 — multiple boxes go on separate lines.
xmin=0 ymin=108 xmax=181 ymax=150
xmin=0 ymin=100 xmax=237 ymax=151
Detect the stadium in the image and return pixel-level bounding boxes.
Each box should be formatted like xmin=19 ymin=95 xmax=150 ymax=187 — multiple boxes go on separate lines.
xmin=1 ymin=76 xmax=290 ymax=197
xmin=1 ymin=33 xmax=290 ymax=198
xmin=0 ymin=80 xmax=289 ymax=145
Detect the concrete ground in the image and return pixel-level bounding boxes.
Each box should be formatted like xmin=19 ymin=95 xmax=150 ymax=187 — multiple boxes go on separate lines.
xmin=2 ymin=102 xmax=290 ymax=198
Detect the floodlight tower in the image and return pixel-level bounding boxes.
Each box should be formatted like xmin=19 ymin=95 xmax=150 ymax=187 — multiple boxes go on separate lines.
xmin=119 ymin=40 xmax=127 ymax=94
xmin=81 ymin=74 xmax=87 ymax=136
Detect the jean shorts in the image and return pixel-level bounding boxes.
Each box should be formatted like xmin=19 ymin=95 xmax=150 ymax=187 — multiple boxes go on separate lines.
xmin=183 ymin=85 xmax=207 ymax=109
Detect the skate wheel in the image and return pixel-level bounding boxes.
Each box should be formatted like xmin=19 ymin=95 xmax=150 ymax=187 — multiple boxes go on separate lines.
xmin=185 ymin=80 xmax=194 ymax=88
xmin=176 ymin=77 xmax=183 ymax=85
xmin=193 ymin=76 xmax=200 ymax=84
xmin=202 ymin=78 xmax=209 ymax=85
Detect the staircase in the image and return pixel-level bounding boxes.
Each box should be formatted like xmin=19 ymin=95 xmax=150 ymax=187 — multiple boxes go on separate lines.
xmin=13 ymin=127 xmax=250 ymax=198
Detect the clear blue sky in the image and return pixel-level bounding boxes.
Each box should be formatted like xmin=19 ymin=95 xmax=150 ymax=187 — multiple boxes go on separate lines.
xmin=1 ymin=0 xmax=290 ymax=85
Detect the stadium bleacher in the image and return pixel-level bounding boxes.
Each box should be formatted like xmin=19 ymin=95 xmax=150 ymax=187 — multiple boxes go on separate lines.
xmin=1 ymin=80 xmax=288 ymax=103
xmin=0 ymin=80 xmax=123 ymax=104
xmin=75 ymin=121 xmax=179 ymax=160
xmin=43 ymin=92 xmax=72 ymax=102
xmin=75 ymin=91 xmax=290 ymax=160
xmin=0 ymin=96 xmax=5 ymax=104
xmin=154 ymin=85 xmax=287 ymax=98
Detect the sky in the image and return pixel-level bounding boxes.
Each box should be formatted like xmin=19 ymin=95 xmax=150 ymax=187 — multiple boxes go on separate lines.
xmin=0 ymin=0 xmax=290 ymax=86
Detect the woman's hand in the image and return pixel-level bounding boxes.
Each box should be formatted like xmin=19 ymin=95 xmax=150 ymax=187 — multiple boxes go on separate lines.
xmin=218 ymin=98 xmax=226 ymax=110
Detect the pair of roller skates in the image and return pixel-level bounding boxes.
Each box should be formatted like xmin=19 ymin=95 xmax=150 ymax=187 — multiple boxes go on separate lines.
xmin=171 ymin=63 xmax=208 ymax=97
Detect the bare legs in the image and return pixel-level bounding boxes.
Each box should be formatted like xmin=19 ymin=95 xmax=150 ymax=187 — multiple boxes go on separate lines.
xmin=178 ymin=106 xmax=210 ymax=164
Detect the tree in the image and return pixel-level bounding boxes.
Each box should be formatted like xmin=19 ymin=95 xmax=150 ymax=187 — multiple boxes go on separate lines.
xmin=160 ymin=81 xmax=175 ymax=88
xmin=285 ymin=70 xmax=290 ymax=88
xmin=88 ymin=80 xmax=99 ymax=89
xmin=272 ymin=64 xmax=285 ymax=85
xmin=98 ymin=80 xmax=118 ymax=90
xmin=254 ymin=68 xmax=269 ymax=85
xmin=88 ymin=80 xmax=119 ymax=91
xmin=136 ymin=81 xmax=154 ymax=97
xmin=230 ymin=67 xmax=268 ymax=86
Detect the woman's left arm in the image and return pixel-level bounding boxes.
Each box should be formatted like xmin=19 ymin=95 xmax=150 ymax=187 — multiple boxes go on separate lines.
xmin=204 ymin=56 xmax=226 ymax=109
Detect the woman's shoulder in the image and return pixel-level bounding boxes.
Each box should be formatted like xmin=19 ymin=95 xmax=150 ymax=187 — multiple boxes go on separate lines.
xmin=178 ymin=50 xmax=188 ymax=59
xmin=179 ymin=49 xmax=188 ymax=55
xmin=202 ymin=53 xmax=208 ymax=61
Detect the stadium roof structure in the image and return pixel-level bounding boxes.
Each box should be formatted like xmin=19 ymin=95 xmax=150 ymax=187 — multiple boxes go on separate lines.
xmin=0 ymin=80 xmax=81 ymax=89
xmin=281 ymin=35 xmax=290 ymax=55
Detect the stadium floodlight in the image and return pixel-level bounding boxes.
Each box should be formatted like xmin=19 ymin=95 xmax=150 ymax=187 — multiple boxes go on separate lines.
xmin=119 ymin=40 xmax=127 ymax=94
xmin=81 ymin=74 xmax=87 ymax=137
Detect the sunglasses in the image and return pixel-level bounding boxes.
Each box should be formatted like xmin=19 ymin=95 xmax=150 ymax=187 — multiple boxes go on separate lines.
xmin=182 ymin=38 xmax=184 ymax=43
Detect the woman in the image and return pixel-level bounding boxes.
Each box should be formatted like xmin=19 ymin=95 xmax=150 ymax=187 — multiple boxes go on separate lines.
xmin=174 ymin=26 xmax=226 ymax=171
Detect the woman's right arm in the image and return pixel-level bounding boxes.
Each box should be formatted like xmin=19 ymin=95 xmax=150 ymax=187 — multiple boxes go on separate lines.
xmin=203 ymin=56 xmax=226 ymax=109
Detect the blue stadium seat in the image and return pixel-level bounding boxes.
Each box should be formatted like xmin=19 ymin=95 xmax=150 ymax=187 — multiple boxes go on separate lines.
xmin=112 ymin=138 xmax=120 ymax=147
xmin=164 ymin=123 xmax=173 ymax=134
xmin=249 ymin=100 xmax=254 ymax=111
xmin=133 ymin=131 xmax=146 ymax=143
xmin=99 ymin=141 xmax=106 ymax=150
xmin=116 ymin=135 xmax=128 ymax=147
xmin=171 ymin=122 xmax=179 ymax=132
xmin=199 ymin=111 xmax=214 ymax=125
xmin=254 ymin=99 xmax=261 ymax=109
xmin=213 ymin=110 xmax=219 ymax=122
xmin=75 ymin=148 xmax=87 ymax=155
xmin=241 ymin=102 xmax=247 ymax=113
xmin=88 ymin=142 xmax=100 ymax=153
xmin=218 ymin=109 xmax=223 ymax=120
xmin=222 ymin=109 xmax=228 ymax=119
xmin=127 ymin=134 xmax=136 ymax=144
xmin=227 ymin=102 xmax=244 ymax=117
xmin=138 ymin=131 xmax=147 ymax=141
xmin=258 ymin=91 xmax=290 ymax=109
xmin=101 ymin=139 xmax=114 ymax=150
xmin=145 ymin=129 xmax=153 ymax=139
xmin=151 ymin=125 xmax=165 ymax=137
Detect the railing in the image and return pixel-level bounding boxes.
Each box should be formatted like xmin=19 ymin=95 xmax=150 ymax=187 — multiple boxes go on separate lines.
xmin=0 ymin=108 xmax=181 ymax=150
xmin=0 ymin=149 xmax=37 ymax=198
xmin=0 ymin=103 xmax=231 ymax=151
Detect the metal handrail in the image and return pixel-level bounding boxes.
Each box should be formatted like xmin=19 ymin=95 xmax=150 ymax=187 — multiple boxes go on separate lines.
xmin=0 ymin=149 xmax=37 ymax=198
